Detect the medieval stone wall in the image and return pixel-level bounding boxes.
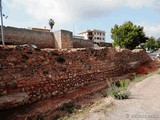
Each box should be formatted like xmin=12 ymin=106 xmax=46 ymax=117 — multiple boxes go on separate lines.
xmin=1 ymin=26 xmax=55 ymax=48
xmin=0 ymin=27 xmax=74 ymax=49
xmin=0 ymin=46 xmax=151 ymax=109
xmin=72 ymin=38 xmax=94 ymax=48
xmin=0 ymin=26 xmax=113 ymax=49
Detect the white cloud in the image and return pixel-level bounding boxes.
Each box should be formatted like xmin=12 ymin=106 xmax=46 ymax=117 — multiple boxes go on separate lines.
xmin=6 ymin=0 xmax=160 ymax=25
xmin=137 ymin=22 xmax=160 ymax=39
xmin=126 ymin=0 xmax=154 ymax=8
xmin=3 ymin=0 xmax=160 ymax=41
xmin=7 ymin=0 xmax=122 ymax=24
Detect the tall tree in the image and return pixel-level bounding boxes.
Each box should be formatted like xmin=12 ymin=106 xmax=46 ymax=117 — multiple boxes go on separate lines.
xmin=156 ymin=37 xmax=160 ymax=48
xmin=48 ymin=19 xmax=55 ymax=30
xmin=144 ymin=37 xmax=157 ymax=51
xmin=111 ymin=21 xmax=147 ymax=50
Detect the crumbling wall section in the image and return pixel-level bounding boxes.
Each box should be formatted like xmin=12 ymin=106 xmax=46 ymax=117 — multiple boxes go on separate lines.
xmin=0 ymin=46 xmax=151 ymax=109
xmin=0 ymin=27 xmax=73 ymax=49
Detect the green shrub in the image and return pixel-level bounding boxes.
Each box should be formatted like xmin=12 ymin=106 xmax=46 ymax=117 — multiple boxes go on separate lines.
xmin=119 ymin=79 xmax=130 ymax=89
xmin=107 ymin=80 xmax=131 ymax=100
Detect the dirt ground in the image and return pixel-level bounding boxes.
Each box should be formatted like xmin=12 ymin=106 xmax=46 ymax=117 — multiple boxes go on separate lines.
xmin=68 ymin=73 xmax=160 ymax=120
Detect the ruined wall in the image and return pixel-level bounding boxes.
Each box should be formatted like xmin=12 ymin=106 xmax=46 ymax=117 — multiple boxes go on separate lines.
xmin=72 ymin=38 xmax=94 ymax=48
xmin=0 ymin=27 xmax=73 ymax=49
xmin=0 ymin=26 xmax=55 ymax=48
xmin=53 ymin=30 xmax=73 ymax=49
xmin=0 ymin=26 xmax=111 ymax=49
xmin=0 ymin=46 xmax=151 ymax=109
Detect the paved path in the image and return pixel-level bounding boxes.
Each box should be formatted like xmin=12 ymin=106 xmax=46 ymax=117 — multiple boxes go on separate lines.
xmin=75 ymin=74 xmax=160 ymax=120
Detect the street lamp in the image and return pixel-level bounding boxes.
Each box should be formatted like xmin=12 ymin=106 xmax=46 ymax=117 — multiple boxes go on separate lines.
xmin=0 ymin=0 xmax=5 ymax=45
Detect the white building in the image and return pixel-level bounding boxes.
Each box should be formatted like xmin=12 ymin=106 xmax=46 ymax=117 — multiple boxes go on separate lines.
xmin=79 ymin=29 xmax=105 ymax=43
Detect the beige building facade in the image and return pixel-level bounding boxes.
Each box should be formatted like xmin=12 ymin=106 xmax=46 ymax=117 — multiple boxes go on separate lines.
xmin=79 ymin=29 xmax=105 ymax=43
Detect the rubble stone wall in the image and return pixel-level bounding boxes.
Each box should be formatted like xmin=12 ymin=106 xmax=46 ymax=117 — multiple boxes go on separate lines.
xmin=0 ymin=46 xmax=152 ymax=109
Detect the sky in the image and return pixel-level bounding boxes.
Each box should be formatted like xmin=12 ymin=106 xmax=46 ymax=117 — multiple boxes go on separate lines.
xmin=2 ymin=0 xmax=160 ymax=43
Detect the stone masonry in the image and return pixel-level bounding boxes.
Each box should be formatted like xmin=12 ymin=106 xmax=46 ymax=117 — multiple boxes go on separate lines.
xmin=0 ymin=26 xmax=93 ymax=49
xmin=0 ymin=45 xmax=151 ymax=110
xmin=1 ymin=26 xmax=55 ymax=48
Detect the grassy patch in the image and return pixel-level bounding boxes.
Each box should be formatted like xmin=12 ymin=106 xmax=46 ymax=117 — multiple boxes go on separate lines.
xmin=107 ymin=69 xmax=160 ymax=100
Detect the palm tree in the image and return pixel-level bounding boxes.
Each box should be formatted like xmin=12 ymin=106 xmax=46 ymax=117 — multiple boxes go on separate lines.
xmin=48 ymin=19 xmax=55 ymax=31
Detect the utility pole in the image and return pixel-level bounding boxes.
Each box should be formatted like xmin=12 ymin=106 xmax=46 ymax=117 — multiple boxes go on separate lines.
xmin=0 ymin=0 xmax=5 ymax=45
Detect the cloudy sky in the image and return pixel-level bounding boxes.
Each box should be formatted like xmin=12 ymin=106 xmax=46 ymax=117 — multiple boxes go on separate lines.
xmin=2 ymin=0 xmax=160 ymax=42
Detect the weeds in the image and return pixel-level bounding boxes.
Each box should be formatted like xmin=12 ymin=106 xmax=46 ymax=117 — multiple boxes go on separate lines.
xmin=107 ymin=69 xmax=160 ymax=100
xmin=107 ymin=80 xmax=131 ymax=100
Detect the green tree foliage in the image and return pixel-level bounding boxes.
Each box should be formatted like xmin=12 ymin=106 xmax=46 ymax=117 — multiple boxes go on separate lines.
xmin=145 ymin=37 xmax=156 ymax=50
xmin=111 ymin=21 xmax=147 ymax=50
xmin=48 ymin=19 xmax=55 ymax=30
xmin=155 ymin=37 xmax=160 ymax=48
xmin=144 ymin=37 xmax=157 ymax=51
